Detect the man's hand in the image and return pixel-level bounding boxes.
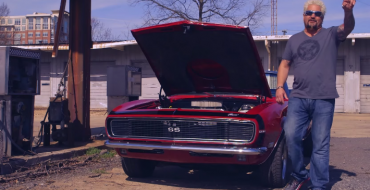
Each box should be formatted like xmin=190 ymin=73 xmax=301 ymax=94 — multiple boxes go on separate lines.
xmin=276 ymin=59 xmax=290 ymax=105
xmin=342 ymin=0 xmax=355 ymax=11
xmin=276 ymin=88 xmax=288 ymax=105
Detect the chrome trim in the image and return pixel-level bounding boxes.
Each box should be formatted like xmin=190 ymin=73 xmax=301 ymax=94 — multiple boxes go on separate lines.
xmin=110 ymin=117 xmax=254 ymax=123
xmin=108 ymin=117 xmax=256 ymax=143
xmin=105 ymin=140 xmax=267 ymax=155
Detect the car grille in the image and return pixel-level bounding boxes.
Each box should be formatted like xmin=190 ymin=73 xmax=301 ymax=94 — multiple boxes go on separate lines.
xmin=109 ymin=118 xmax=255 ymax=142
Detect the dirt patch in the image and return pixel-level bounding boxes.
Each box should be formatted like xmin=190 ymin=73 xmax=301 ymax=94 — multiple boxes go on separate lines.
xmin=0 ymin=148 xmax=118 ymax=190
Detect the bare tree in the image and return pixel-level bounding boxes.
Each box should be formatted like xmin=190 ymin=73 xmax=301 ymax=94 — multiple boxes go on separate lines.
xmin=0 ymin=3 xmax=11 ymax=45
xmin=130 ymin=0 xmax=269 ymax=30
xmin=91 ymin=17 xmax=121 ymax=42
xmin=121 ymin=23 xmax=141 ymax=40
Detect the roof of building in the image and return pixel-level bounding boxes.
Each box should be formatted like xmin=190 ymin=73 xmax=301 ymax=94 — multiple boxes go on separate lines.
xmin=10 ymin=33 xmax=370 ymax=52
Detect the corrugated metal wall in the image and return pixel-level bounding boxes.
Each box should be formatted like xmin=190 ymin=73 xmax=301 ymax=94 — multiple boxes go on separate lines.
xmin=90 ymin=61 xmax=115 ymax=109
xmin=360 ymin=57 xmax=370 ymax=113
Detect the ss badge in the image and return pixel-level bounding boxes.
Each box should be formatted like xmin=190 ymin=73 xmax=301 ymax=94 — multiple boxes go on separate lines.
xmin=168 ymin=127 xmax=180 ymax=132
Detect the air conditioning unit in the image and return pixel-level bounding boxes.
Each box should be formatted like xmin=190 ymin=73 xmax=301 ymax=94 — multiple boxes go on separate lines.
xmin=106 ymin=65 xmax=142 ymax=112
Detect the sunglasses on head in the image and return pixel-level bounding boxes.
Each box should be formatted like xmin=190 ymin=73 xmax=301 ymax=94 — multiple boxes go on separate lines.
xmin=304 ymin=10 xmax=322 ymax=17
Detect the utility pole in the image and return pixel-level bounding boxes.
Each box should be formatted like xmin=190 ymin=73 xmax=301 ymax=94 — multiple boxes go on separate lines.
xmin=271 ymin=0 xmax=277 ymax=35
xmin=68 ymin=0 xmax=92 ymax=143
xmin=51 ymin=0 xmax=92 ymax=145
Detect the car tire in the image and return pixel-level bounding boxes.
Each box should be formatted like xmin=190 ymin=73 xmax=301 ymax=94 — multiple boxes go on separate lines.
xmin=121 ymin=157 xmax=156 ymax=178
xmin=257 ymin=137 xmax=291 ymax=188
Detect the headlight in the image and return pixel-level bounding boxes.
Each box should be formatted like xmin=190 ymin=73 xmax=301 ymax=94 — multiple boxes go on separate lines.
xmin=238 ymin=104 xmax=255 ymax=113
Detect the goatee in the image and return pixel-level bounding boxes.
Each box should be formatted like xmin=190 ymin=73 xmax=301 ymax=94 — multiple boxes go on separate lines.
xmin=305 ymin=23 xmax=318 ymax=30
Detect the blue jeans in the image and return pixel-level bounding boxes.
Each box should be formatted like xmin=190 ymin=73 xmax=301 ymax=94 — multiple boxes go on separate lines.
xmin=284 ymin=97 xmax=335 ymax=189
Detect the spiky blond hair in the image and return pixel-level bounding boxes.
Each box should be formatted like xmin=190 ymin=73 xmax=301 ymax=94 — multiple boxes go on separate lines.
xmin=304 ymin=0 xmax=326 ymax=17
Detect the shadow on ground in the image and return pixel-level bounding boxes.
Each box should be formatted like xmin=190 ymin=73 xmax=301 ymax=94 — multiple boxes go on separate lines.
xmin=326 ymin=165 xmax=357 ymax=190
xmin=124 ymin=163 xmax=357 ymax=190
xmin=299 ymin=165 xmax=357 ymax=190
xmin=125 ymin=165 xmax=280 ymax=190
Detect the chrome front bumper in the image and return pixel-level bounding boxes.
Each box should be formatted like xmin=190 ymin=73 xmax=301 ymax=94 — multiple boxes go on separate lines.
xmin=105 ymin=140 xmax=267 ymax=155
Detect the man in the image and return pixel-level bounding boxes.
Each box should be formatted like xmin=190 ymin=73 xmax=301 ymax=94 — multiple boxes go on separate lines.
xmin=276 ymin=0 xmax=355 ymax=189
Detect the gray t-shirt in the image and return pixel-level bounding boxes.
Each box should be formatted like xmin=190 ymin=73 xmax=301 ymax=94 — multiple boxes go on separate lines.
xmin=282 ymin=26 xmax=343 ymax=99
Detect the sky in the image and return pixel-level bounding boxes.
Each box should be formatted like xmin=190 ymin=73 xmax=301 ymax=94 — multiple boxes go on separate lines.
xmin=3 ymin=0 xmax=370 ymax=40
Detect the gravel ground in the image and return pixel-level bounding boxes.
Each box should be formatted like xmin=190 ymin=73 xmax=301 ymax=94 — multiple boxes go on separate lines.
xmin=1 ymin=137 xmax=370 ymax=190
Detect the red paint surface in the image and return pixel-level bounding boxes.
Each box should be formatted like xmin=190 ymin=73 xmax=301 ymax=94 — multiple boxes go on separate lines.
xmin=131 ymin=20 xmax=272 ymax=98
xmin=105 ymin=20 xmax=292 ymax=166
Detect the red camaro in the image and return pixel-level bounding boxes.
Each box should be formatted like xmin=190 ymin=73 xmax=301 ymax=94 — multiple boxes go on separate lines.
xmin=104 ymin=20 xmax=312 ymax=188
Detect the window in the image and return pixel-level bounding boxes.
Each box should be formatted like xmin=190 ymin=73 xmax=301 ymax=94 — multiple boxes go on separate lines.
xmin=28 ymin=40 xmax=33 ymax=44
xmin=35 ymin=17 xmax=41 ymax=30
xmin=42 ymin=39 xmax=48 ymax=44
xmin=36 ymin=40 xmax=40 ymax=44
xmin=28 ymin=32 xmax=33 ymax=37
xmin=28 ymin=18 xmax=33 ymax=30
xmin=0 ymin=27 xmax=4 ymax=31
xmin=14 ymin=41 xmax=20 ymax=45
xmin=22 ymin=18 xmax=26 ymax=25
xmin=21 ymin=26 xmax=25 ymax=31
xmin=7 ymin=19 xmax=13 ymax=24
xmin=43 ymin=32 xmax=48 ymax=37
xmin=14 ymin=33 xmax=21 ymax=39
xmin=15 ymin=19 xmax=20 ymax=25
xmin=1 ymin=19 xmax=4 ymax=24
xmin=22 ymin=41 xmax=25 ymax=44
xmin=50 ymin=39 xmax=54 ymax=43
xmin=43 ymin=17 xmax=48 ymax=29
xmin=15 ymin=26 xmax=20 ymax=31
xmin=36 ymin=32 xmax=40 ymax=37
xmin=7 ymin=33 xmax=11 ymax=38
xmin=22 ymin=33 xmax=25 ymax=38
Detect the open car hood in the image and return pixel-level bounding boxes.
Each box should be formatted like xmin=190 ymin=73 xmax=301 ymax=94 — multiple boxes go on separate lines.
xmin=131 ymin=21 xmax=272 ymax=98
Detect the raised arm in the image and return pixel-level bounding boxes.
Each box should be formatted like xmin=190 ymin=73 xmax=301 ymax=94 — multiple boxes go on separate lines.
xmin=337 ymin=0 xmax=356 ymax=41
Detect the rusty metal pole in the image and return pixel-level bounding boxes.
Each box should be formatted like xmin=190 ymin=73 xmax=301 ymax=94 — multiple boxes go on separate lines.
xmin=68 ymin=0 xmax=92 ymax=142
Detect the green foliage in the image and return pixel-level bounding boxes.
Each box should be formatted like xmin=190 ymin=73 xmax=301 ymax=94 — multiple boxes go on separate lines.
xmin=99 ymin=150 xmax=116 ymax=159
xmin=86 ymin=147 xmax=100 ymax=155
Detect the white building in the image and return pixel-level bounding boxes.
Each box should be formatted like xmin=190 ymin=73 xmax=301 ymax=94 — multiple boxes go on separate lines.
xmin=15 ymin=33 xmax=370 ymax=113
xmin=0 ymin=10 xmax=69 ymax=45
